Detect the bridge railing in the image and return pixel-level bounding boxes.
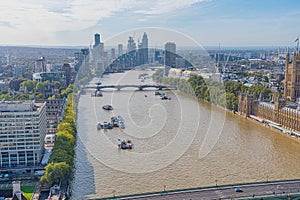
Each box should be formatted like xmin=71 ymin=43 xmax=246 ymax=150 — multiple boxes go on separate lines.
xmin=82 ymin=84 xmax=177 ymax=91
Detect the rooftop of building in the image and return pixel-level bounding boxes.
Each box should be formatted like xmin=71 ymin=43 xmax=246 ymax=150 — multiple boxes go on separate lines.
xmin=257 ymin=98 xmax=300 ymax=114
xmin=0 ymin=100 xmax=45 ymax=112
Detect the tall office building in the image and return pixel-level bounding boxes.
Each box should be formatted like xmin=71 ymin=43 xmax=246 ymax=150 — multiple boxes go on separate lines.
xmin=74 ymin=48 xmax=89 ymax=72
xmin=61 ymin=63 xmax=72 ymax=86
xmin=34 ymin=57 xmax=46 ymax=73
xmin=138 ymin=32 xmax=148 ymax=65
xmin=93 ymin=33 xmax=104 ymax=61
xmin=0 ymin=100 xmax=47 ymax=168
xmin=118 ymin=44 xmax=123 ymax=57
xmin=164 ymin=42 xmax=176 ymax=76
xmin=94 ymin=33 xmax=100 ymax=47
xmin=127 ymin=36 xmax=136 ymax=53
xmin=111 ymin=48 xmax=116 ymax=60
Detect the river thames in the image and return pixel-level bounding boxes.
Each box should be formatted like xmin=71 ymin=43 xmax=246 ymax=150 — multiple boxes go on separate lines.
xmin=71 ymin=69 xmax=300 ymax=199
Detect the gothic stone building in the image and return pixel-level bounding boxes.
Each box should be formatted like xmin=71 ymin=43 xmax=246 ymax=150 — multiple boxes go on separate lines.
xmin=238 ymin=51 xmax=300 ymax=132
xmin=238 ymin=94 xmax=300 ymax=132
xmin=284 ymin=51 xmax=300 ymax=101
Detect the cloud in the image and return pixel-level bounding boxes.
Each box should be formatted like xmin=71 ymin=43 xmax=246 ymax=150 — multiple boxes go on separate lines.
xmin=0 ymin=21 xmax=12 ymax=27
xmin=0 ymin=0 xmax=208 ymax=32
xmin=0 ymin=0 xmax=209 ymax=45
xmin=135 ymin=0 xmax=208 ymax=15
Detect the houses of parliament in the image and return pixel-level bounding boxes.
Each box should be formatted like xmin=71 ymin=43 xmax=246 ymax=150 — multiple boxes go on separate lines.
xmin=238 ymin=51 xmax=300 ymax=132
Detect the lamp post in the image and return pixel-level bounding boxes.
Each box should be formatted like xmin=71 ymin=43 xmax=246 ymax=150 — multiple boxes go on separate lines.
xmin=215 ymin=179 xmax=218 ymax=187
xmin=163 ymin=185 xmax=166 ymax=192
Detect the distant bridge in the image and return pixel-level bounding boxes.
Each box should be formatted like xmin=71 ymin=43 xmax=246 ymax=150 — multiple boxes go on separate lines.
xmin=82 ymin=84 xmax=177 ymax=91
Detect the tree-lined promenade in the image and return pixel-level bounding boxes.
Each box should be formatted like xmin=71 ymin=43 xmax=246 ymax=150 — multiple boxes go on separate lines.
xmin=40 ymin=92 xmax=77 ymax=189
xmin=153 ymin=69 xmax=274 ymax=111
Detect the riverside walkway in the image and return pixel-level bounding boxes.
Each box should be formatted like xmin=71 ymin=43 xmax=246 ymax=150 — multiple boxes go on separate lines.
xmin=98 ymin=179 xmax=300 ymax=200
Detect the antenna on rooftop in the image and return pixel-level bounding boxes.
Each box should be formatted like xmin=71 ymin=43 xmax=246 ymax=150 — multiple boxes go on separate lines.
xmin=224 ymin=51 xmax=231 ymax=72
xmin=215 ymin=43 xmax=220 ymax=73
xmin=295 ymin=36 xmax=299 ymax=52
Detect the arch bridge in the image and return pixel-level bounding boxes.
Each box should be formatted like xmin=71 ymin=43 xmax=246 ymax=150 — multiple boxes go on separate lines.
xmin=82 ymin=84 xmax=177 ymax=91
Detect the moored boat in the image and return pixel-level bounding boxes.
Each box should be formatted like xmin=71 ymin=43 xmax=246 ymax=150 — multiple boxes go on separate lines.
xmin=117 ymin=115 xmax=125 ymax=128
xmin=102 ymin=121 xmax=113 ymax=129
xmin=111 ymin=117 xmax=119 ymax=127
xmin=97 ymin=123 xmax=102 ymax=130
xmin=119 ymin=121 xmax=125 ymax=129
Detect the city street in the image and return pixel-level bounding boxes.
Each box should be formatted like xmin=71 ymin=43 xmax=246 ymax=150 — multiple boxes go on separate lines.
xmin=114 ymin=180 xmax=300 ymax=200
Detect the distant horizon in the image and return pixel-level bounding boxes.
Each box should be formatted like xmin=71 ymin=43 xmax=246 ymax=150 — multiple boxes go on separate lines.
xmin=0 ymin=1 xmax=299 ymax=46
xmin=0 ymin=44 xmax=297 ymax=51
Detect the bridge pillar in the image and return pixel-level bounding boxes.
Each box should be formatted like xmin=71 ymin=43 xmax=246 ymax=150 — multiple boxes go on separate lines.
xmin=158 ymin=87 xmax=162 ymax=90
xmin=139 ymin=87 xmax=143 ymax=91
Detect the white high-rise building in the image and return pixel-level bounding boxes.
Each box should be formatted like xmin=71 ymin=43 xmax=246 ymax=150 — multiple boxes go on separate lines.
xmin=0 ymin=100 xmax=47 ymax=168
xmin=164 ymin=42 xmax=176 ymax=76
xmin=118 ymin=44 xmax=123 ymax=57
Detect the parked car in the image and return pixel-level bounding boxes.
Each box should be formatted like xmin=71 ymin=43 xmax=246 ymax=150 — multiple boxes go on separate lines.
xmin=235 ymin=188 xmax=243 ymax=192
xmin=34 ymin=170 xmax=45 ymax=176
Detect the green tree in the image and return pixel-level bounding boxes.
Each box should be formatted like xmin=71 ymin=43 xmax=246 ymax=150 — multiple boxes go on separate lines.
xmin=152 ymin=69 xmax=164 ymax=83
xmin=35 ymin=81 xmax=49 ymax=94
xmin=54 ymin=81 xmax=62 ymax=90
xmin=226 ymin=92 xmax=238 ymax=111
xmin=65 ymin=84 xmax=73 ymax=94
xmin=20 ymin=80 xmax=37 ymax=92
xmin=35 ymin=93 xmax=45 ymax=100
xmin=9 ymin=78 xmax=25 ymax=91
xmin=0 ymin=94 xmax=13 ymax=100
xmin=41 ymin=162 xmax=71 ymax=185
xmin=17 ymin=94 xmax=30 ymax=100
xmin=57 ymin=122 xmax=76 ymax=135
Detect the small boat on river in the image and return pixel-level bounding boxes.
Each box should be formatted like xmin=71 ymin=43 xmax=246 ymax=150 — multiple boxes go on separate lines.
xmin=155 ymin=91 xmax=164 ymax=96
xmin=102 ymin=105 xmax=113 ymax=110
xmin=117 ymin=115 xmax=125 ymax=128
xmin=117 ymin=139 xmax=133 ymax=150
xmin=111 ymin=117 xmax=119 ymax=127
xmin=97 ymin=122 xmax=113 ymax=129
xmin=160 ymin=95 xmax=171 ymax=100
xmin=103 ymin=121 xmax=113 ymax=129
xmin=97 ymin=122 xmax=102 ymax=130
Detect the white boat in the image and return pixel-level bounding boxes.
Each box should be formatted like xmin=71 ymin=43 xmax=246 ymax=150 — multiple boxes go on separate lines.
xmin=118 ymin=139 xmax=133 ymax=150
xmin=117 ymin=115 xmax=125 ymax=128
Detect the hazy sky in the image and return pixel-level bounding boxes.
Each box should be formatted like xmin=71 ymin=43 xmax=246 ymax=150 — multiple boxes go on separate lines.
xmin=0 ymin=0 xmax=300 ymax=47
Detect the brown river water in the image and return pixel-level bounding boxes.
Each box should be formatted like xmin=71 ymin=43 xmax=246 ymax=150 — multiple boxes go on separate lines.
xmin=71 ymin=70 xmax=300 ymax=199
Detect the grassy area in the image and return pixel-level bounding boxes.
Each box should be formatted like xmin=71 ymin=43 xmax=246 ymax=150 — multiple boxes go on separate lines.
xmin=21 ymin=186 xmax=35 ymax=200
